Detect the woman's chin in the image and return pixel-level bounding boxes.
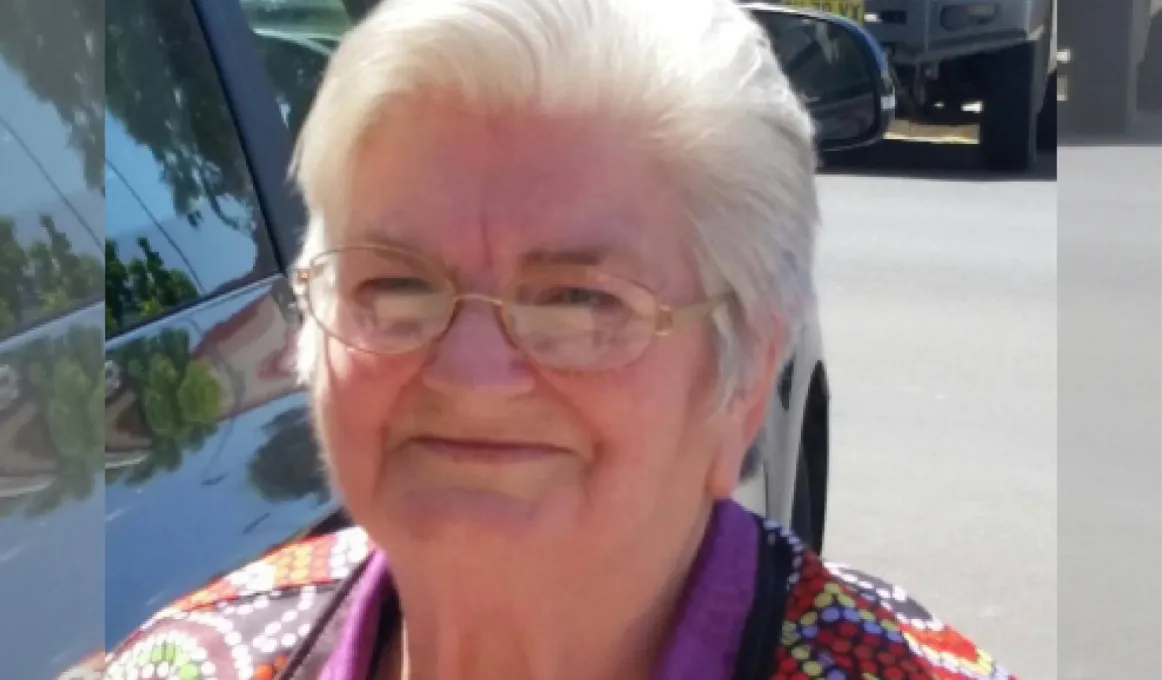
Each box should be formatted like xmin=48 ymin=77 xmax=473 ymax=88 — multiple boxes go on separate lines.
xmin=371 ymin=450 xmax=586 ymax=545
xmin=391 ymin=485 xmax=570 ymax=546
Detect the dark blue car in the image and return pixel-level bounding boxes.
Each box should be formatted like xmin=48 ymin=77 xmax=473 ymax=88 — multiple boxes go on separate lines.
xmin=0 ymin=2 xmax=892 ymax=676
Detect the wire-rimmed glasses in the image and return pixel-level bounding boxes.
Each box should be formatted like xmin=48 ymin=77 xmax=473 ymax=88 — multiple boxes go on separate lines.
xmin=293 ymin=245 xmax=730 ymax=372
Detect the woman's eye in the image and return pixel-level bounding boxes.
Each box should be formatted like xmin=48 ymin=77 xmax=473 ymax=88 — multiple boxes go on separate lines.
xmin=539 ymin=287 xmax=621 ymax=308
xmin=361 ymin=277 xmax=432 ymax=294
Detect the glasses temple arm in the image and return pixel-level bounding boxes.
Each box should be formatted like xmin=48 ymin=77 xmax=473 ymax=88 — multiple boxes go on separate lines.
xmin=658 ymin=293 xmax=733 ymax=333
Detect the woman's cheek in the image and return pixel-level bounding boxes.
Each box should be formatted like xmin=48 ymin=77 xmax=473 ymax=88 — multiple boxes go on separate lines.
xmin=314 ymin=340 xmax=421 ymax=487
xmin=321 ymin=338 xmax=419 ymax=414
xmin=539 ymin=354 xmax=688 ymax=464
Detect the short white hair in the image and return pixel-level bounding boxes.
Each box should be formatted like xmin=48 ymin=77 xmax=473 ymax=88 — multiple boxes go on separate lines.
xmin=291 ymin=0 xmax=821 ymax=474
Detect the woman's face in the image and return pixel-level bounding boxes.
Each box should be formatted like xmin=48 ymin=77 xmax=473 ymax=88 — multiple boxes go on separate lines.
xmin=311 ymin=101 xmax=764 ymax=571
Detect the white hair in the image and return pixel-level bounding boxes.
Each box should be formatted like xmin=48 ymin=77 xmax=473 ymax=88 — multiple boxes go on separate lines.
xmin=291 ymin=0 xmax=821 ymax=476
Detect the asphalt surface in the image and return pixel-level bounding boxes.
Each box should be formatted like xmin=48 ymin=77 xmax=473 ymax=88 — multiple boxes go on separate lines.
xmin=813 ymin=140 xmax=1059 ymax=679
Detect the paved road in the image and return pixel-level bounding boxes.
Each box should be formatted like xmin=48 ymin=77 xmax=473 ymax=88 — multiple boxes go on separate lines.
xmin=813 ymin=142 xmax=1059 ymax=679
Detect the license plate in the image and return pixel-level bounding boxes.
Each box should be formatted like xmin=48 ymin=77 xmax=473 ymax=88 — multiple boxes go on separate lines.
xmin=780 ymin=0 xmax=865 ymax=24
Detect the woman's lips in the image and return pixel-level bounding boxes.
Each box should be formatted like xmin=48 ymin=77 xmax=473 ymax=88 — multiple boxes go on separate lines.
xmin=399 ymin=436 xmax=579 ymax=505
xmin=406 ymin=436 xmax=568 ymax=463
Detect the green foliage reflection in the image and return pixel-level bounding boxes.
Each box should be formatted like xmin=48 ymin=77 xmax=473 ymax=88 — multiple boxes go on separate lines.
xmin=105 ymin=239 xmax=198 ymax=334
xmin=106 ymin=329 xmax=224 ymax=487
xmin=0 ymin=325 xmax=103 ymax=518
xmin=0 ymin=214 xmax=102 ymax=337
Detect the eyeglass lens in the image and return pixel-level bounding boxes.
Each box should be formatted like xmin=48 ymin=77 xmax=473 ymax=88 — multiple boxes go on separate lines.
xmin=305 ymin=247 xmax=662 ymax=370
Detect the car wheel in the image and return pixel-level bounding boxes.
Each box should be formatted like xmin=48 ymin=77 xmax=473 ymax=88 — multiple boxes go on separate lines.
xmin=979 ymin=41 xmax=1039 ymax=172
xmin=791 ymin=445 xmax=820 ymax=553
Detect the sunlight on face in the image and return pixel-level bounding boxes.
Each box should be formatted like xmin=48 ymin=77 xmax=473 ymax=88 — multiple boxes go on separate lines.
xmin=310 ymin=100 xmax=745 ymax=571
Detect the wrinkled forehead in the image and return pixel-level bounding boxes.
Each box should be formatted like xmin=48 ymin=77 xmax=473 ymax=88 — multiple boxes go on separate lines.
xmin=331 ymin=100 xmax=700 ymax=291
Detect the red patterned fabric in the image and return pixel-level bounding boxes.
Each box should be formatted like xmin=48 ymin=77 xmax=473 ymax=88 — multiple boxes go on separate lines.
xmin=767 ymin=519 xmax=1012 ymax=679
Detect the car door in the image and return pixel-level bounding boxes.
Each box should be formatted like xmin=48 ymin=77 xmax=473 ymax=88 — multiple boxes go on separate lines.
xmin=0 ymin=1 xmax=354 ymax=673
xmin=0 ymin=5 xmax=104 ymax=677
xmin=100 ymin=0 xmax=357 ymax=658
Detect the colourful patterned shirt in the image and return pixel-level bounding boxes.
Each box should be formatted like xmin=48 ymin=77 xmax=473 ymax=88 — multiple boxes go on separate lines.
xmin=101 ymin=501 xmax=1017 ymax=680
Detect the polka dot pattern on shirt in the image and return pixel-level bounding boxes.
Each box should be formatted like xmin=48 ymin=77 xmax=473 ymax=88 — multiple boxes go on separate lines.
xmin=104 ymin=528 xmax=371 ymax=680
xmin=770 ymin=521 xmax=1014 ymax=680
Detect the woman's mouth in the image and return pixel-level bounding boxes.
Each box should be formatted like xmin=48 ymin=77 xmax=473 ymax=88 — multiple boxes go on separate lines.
xmin=396 ymin=435 xmax=581 ymax=507
xmin=405 ymin=436 xmax=569 ymax=464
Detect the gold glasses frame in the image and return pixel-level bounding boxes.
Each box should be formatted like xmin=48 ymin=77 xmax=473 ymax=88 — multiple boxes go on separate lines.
xmin=291 ymin=244 xmax=733 ymax=369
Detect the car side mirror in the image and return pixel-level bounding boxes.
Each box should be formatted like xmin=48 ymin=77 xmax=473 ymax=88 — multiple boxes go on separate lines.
xmin=747 ymin=4 xmax=896 ymax=152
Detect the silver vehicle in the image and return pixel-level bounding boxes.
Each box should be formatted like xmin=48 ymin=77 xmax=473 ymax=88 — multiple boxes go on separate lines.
xmin=870 ymin=0 xmax=1057 ymax=170
xmin=782 ymin=0 xmax=1057 ymax=171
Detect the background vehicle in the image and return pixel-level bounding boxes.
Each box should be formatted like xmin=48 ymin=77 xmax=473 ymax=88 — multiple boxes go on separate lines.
xmin=782 ymin=0 xmax=1057 ymax=171
xmin=0 ymin=2 xmax=890 ymax=677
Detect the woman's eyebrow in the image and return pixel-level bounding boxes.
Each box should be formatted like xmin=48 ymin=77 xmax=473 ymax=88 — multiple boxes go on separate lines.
xmin=521 ymin=245 xmax=654 ymax=272
xmin=340 ymin=231 xmax=419 ymax=251
xmin=521 ymin=247 xmax=615 ymax=267
xmin=520 ymin=246 xmax=666 ymax=289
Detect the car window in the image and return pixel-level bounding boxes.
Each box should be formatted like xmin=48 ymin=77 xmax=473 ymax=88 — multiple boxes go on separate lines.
xmin=0 ymin=6 xmax=103 ymax=342
xmin=240 ymin=0 xmax=356 ymax=135
xmin=105 ymin=0 xmax=280 ymax=337
xmin=756 ymin=12 xmax=874 ymax=105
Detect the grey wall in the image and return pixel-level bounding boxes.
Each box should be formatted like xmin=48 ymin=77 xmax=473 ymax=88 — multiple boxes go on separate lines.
xmin=1059 ymin=0 xmax=1155 ymax=135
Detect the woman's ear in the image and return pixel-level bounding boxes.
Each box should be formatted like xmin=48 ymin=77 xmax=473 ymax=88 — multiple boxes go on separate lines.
xmin=706 ymin=320 xmax=786 ymax=498
xmin=706 ymin=403 xmax=747 ymax=498
xmin=741 ymin=318 xmax=787 ymax=446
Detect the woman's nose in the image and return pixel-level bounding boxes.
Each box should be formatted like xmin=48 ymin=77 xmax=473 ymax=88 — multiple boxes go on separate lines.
xmin=421 ymin=300 xmax=536 ymax=396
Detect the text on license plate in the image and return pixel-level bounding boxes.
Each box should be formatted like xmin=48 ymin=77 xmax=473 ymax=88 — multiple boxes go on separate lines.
xmin=780 ymin=0 xmax=865 ymax=23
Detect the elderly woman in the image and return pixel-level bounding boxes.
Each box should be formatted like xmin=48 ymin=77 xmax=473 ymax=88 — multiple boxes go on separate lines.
xmin=106 ymin=0 xmax=1015 ymax=679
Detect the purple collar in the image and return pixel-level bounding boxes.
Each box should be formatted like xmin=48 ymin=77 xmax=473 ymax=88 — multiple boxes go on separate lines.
xmin=322 ymin=500 xmax=759 ymax=680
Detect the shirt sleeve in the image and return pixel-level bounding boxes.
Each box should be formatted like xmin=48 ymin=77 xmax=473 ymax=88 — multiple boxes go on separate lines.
xmin=773 ymin=547 xmax=1018 ymax=679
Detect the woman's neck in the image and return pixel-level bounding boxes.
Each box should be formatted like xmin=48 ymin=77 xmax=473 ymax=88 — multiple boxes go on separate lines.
xmin=380 ymin=506 xmax=715 ymax=680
